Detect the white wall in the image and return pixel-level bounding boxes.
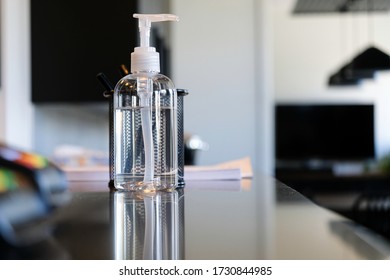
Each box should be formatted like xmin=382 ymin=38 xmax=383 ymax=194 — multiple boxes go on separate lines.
xmin=171 ymin=0 xmax=273 ymax=173
xmin=0 ymin=0 xmax=33 ymax=150
xmin=273 ymin=0 xmax=390 ymax=159
xmin=34 ymin=104 xmax=109 ymax=155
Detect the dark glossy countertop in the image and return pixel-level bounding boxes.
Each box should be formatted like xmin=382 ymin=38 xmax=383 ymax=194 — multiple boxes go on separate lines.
xmin=2 ymin=174 xmax=390 ymax=260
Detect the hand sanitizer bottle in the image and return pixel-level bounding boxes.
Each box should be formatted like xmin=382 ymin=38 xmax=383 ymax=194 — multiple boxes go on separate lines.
xmin=114 ymin=14 xmax=179 ymax=192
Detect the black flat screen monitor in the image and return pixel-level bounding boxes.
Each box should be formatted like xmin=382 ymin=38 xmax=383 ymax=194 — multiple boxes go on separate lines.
xmin=31 ymin=0 xmax=138 ymax=103
xmin=275 ymin=104 xmax=375 ymax=161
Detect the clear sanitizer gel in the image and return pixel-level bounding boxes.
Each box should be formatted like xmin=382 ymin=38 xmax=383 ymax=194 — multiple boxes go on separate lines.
xmin=114 ymin=14 xmax=179 ymax=191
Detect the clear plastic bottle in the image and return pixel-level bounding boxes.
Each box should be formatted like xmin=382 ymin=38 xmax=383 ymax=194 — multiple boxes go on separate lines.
xmin=114 ymin=14 xmax=179 ymax=192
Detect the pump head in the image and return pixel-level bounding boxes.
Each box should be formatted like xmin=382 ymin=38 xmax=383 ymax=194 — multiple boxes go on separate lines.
xmin=131 ymin=14 xmax=179 ymax=73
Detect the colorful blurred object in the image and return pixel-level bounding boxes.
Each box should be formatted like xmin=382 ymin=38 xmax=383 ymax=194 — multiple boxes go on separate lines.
xmin=0 ymin=143 xmax=70 ymax=246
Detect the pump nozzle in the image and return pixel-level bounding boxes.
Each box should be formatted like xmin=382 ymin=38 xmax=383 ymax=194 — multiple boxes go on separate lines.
xmin=134 ymin=14 xmax=179 ymax=48
xmin=131 ymin=14 xmax=179 ymax=73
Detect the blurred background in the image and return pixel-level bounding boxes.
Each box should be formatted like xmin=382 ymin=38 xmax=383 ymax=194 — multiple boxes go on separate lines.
xmin=1 ymin=0 xmax=390 ymax=176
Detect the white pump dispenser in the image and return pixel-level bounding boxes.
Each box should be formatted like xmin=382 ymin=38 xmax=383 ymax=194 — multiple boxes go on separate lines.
xmin=113 ymin=13 xmax=179 ymax=192
xmin=131 ymin=14 xmax=179 ymax=73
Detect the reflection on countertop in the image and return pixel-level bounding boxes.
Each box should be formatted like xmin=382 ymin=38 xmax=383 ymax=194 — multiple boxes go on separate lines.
xmin=113 ymin=189 xmax=184 ymax=260
xmin=2 ymin=175 xmax=390 ymax=259
xmin=293 ymin=182 xmax=390 ymax=259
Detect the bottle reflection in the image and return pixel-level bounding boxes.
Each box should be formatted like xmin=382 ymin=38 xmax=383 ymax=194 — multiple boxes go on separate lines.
xmin=113 ymin=189 xmax=184 ymax=260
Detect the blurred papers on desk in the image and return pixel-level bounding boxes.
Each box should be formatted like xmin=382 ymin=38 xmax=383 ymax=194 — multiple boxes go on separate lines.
xmin=61 ymin=157 xmax=253 ymax=182
xmin=184 ymin=157 xmax=253 ymax=180
xmin=52 ymin=145 xmax=109 ymax=167
xmin=185 ymin=179 xmax=252 ymax=191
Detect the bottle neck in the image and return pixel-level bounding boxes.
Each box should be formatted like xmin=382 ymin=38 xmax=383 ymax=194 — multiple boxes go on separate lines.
xmin=132 ymin=69 xmax=159 ymax=74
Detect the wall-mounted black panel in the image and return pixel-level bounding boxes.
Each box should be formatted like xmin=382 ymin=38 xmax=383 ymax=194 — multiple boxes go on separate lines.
xmin=31 ymin=0 xmax=138 ymax=103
